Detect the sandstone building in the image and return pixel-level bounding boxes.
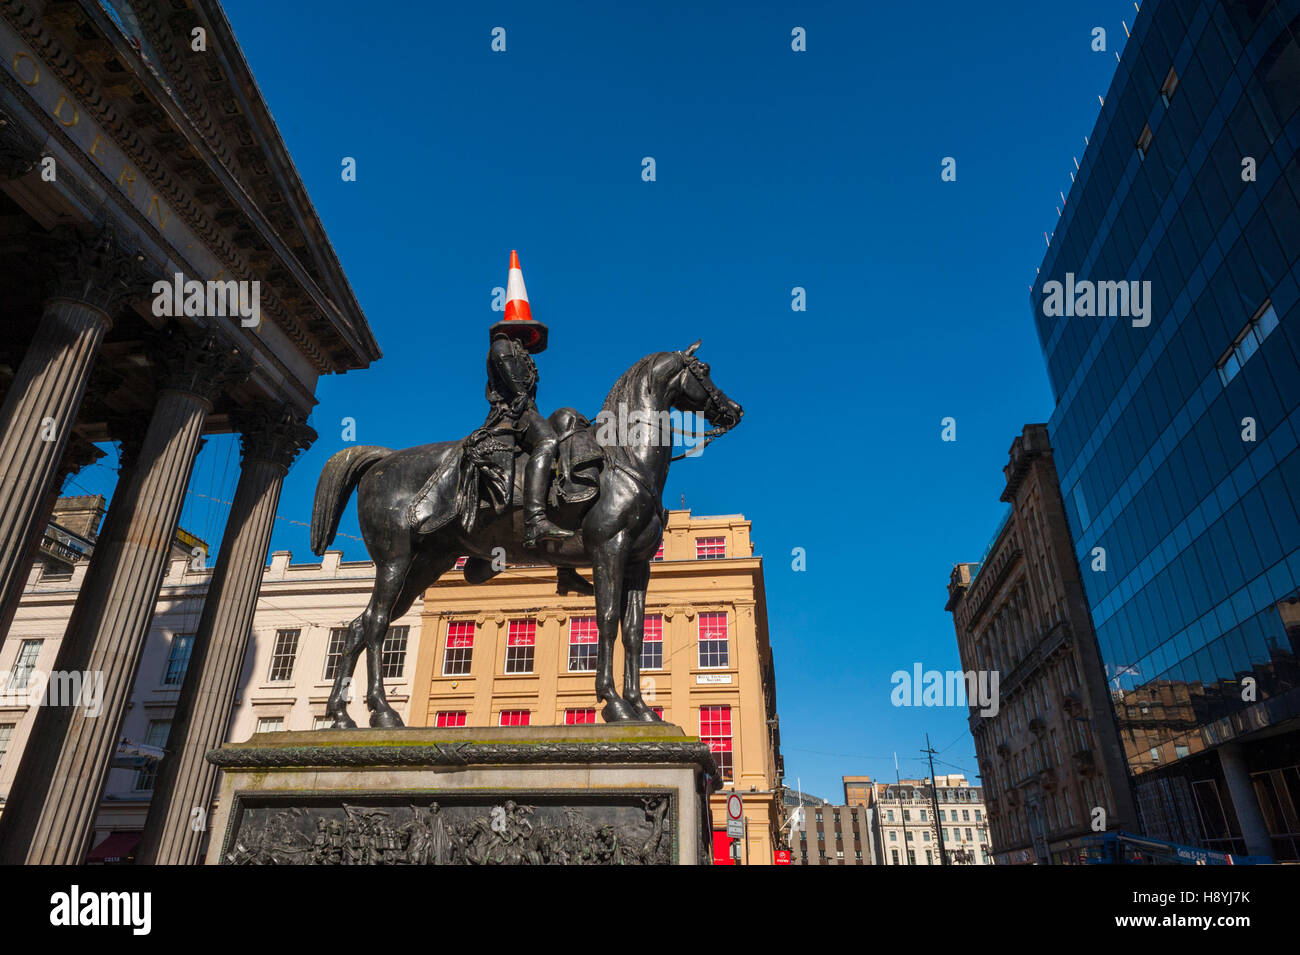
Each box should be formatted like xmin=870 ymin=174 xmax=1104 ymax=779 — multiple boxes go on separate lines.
xmin=947 ymin=424 xmax=1137 ymax=864
xmin=409 ymin=510 xmax=787 ymax=864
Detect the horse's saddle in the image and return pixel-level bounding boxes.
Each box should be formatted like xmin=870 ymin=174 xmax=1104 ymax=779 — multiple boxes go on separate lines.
xmin=410 ymin=408 xmax=604 ymax=536
xmin=546 ymin=408 xmax=604 ymax=508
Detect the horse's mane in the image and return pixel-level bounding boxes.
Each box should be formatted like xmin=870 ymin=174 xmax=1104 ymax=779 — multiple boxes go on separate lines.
xmin=599 ymin=351 xmax=680 ymax=416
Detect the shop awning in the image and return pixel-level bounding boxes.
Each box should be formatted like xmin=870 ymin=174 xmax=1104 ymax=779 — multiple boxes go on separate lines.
xmin=86 ymin=831 xmax=141 ymax=864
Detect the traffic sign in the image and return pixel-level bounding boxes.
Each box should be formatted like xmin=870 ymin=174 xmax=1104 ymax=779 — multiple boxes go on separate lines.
xmin=726 ymin=792 xmax=744 ymax=838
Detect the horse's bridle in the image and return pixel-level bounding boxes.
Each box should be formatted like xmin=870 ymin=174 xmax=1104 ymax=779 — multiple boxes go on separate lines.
xmin=669 ymin=352 xmax=739 ymax=462
xmin=603 ymin=350 xmax=741 ymax=498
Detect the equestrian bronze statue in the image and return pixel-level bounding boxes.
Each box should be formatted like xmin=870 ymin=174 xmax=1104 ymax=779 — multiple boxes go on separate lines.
xmin=309 ymin=253 xmax=742 ymax=727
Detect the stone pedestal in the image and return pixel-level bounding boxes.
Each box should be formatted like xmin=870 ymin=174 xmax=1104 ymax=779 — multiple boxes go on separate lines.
xmin=204 ymin=724 xmax=720 ymax=865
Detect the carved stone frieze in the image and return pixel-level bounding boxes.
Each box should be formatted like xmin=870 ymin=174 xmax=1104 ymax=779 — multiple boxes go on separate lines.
xmin=220 ymin=792 xmax=675 ymax=866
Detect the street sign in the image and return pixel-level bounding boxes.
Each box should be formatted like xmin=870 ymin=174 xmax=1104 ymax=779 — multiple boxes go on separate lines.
xmin=726 ymin=792 xmax=744 ymax=838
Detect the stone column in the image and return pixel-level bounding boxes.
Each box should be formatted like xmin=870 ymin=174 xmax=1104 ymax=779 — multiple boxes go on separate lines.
xmin=137 ymin=404 xmax=314 ymax=865
xmin=0 ymin=225 xmax=144 ymax=652
xmin=0 ymin=434 xmax=105 ymax=640
xmin=0 ymin=325 xmax=244 ymax=864
xmin=1217 ymin=742 xmax=1273 ymax=858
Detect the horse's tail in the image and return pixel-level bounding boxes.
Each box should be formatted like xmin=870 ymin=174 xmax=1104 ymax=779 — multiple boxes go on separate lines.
xmin=310 ymin=446 xmax=391 ymax=555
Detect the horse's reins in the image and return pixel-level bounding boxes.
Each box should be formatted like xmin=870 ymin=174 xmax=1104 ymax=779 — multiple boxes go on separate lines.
xmin=668 ymin=420 xmax=735 ymax=461
xmin=668 ymin=353 xmax=739 ymax=461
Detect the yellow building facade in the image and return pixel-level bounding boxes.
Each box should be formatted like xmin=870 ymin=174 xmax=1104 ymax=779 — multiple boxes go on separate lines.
xmin=409 ymin=510 xmax=786 ymax=864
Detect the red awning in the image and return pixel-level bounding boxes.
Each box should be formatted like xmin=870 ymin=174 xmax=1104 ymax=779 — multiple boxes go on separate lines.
xmin=86 ymin=831 xmax=141 ymax=864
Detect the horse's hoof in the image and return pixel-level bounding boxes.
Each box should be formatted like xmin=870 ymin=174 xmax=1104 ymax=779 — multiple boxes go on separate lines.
xmin=328 ymin=713 xmax=356 ymax=729
xmin=370 ymin=709 xmax=405 ymax=729
xmin=601 ymin=699 xmax=637 ymax=722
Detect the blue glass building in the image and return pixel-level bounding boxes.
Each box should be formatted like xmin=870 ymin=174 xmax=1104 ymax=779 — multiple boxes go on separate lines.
xmin=1033 ymin=0 xmax=1300 ymax=859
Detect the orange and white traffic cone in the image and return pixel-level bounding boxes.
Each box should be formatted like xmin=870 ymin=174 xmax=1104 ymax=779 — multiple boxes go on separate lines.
xmin=504 ymin=249 xmax=532 ymax=322
xmin=490 ymin=249 xmax=548 ymax=352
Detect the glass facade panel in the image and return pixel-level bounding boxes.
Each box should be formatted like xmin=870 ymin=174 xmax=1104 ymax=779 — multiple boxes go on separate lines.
xmin=1033 ymin=0 xmax=1300 ymax=847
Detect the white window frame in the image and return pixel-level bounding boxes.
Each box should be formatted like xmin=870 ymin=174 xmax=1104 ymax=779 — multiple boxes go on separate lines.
xmin=267 ymin=629 xmax=300 ymax=683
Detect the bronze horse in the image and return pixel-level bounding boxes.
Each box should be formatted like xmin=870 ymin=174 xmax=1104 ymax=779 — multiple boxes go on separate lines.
xmin=309 ymin=342 xmax=742 ymax=727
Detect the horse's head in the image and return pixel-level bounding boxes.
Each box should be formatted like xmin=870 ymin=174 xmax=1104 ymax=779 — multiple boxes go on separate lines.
xmin=670 ymin=340 xmax=743 ymax=431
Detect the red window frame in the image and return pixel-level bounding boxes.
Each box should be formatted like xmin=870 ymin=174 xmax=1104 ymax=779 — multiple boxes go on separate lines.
xmin=700 ymin=704 xmax=733 ymax=779
xmin=697 ymin=611 xmax=729 ymax=668
xmin=499 ymin=709 xmax=530 ymax=726
xmin=507 ymin=620 xmax=537 ymax=646
xmin=446 ymin=621 xmax=475 ymax=647
xmin=640 ymin=614 xmax=664 ymax=670
xmin=435 ymin=711 xmax=467 ymax=727
xmin=695 ymin=536 xmax=726 ymax=559
xmin=568 ymin=617 xmax=598 ymax=672
xmin=505 ymin=619 xmax=536 ymax=674
xmin=653 ymin=540 xmax=664 ymax=561
xmin=443 ymin=620 xmax=475 ymax=675
xmin=564 ymin=708 xmax=596 ymax=724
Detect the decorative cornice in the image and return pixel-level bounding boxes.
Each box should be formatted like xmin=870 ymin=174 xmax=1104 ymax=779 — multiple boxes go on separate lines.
xmin=0 ymin=0 xmax=339 ymax=374
xmin=208 ymin=740 xmax=722 ymax=782
xmin=130 ymin=1 xmax=240 ymax=181
xmin=233 ymin=402 xmax=315 ymax=471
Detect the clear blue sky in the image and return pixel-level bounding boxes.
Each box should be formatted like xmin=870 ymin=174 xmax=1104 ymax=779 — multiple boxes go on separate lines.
xmin=72 ymin=0 xmax=1139 ymax=801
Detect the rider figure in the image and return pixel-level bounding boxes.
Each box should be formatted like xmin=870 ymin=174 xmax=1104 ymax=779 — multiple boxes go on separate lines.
xmin=485 ymin=330 xmax=573 ymax=547
xmin=485 ymin=251 xmax=573 ymax=548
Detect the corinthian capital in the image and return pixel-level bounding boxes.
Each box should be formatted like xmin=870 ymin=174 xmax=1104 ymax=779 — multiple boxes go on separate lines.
xmin=56 ymin=434 xmax=106 ymax=484
xmin=150 ymin=322 xmax=250 ymax=405
xmin=38 ymin=223 xmax=153 ymax=316
xmin=233 ymin=403 xmax=316 ymax=471
xmin=0 ymin=107 xmax=42 ymax=179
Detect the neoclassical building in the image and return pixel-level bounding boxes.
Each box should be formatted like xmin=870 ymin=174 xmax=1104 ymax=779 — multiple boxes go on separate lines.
xmin=1 ymin=536 xmax=421 ymax=861
xmin=870 ymin=775 xmax=992 ymax=866
xmin=0 ymin=0 xmax=378 ymax=864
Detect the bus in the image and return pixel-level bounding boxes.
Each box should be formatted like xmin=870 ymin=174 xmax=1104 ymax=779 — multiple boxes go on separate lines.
xmin=1081 ymin=831 xmax=1269 ymax=865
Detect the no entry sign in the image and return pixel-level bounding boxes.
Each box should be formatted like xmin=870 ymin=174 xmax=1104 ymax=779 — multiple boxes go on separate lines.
xmin=726 ymin=793 xmax=744 ymax=838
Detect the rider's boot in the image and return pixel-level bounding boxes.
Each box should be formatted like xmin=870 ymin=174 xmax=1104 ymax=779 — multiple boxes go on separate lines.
xmin=523 ymin=438 xmax=574 ymax=548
